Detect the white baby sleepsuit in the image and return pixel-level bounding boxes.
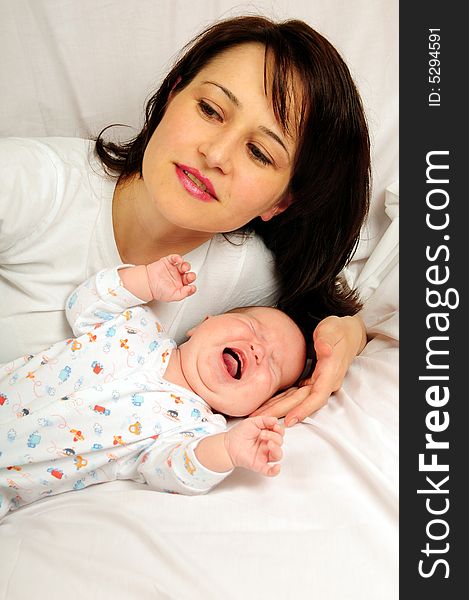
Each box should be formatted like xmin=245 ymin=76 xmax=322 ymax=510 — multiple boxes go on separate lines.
xmin=0 ymin=268 xmax=231 ymax=519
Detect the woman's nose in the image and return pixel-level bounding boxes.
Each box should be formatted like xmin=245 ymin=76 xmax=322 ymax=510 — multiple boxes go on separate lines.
xmin=198 ymin=135 xmax=234 ymax=174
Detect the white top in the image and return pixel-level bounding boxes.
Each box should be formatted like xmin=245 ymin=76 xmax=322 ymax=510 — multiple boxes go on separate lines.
xmin=0 ymin=137 xmax=278 ymax=363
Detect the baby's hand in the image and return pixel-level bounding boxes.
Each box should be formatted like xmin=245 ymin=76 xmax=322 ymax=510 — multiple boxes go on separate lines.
xmin=224 ymin=416 xmax=284 ymax=477
xmin=146 ymin=254 xmax=197 ymax=302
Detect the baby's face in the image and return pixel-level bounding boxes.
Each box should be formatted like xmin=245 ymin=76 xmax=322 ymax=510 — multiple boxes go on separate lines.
xmin=179 ymin=307 xmax=306 ymax=416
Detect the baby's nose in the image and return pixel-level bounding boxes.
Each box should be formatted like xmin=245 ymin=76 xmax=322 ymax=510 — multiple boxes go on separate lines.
xmin=249 ymin=343 xmax=264 ymax=364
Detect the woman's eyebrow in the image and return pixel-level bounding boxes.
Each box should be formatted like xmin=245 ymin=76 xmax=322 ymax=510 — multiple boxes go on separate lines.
xmin=258 ymin=126 xmax=289 ymax=159
xmin=203 ymin=80 xmax=241 ymax=107
xmin=202 ymin=80 xmax=290 ymax=158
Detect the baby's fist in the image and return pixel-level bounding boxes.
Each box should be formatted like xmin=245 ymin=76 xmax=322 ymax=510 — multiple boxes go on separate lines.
xmin=225 ymin=416 xmax=284 ymax=477
xmin=146 ymin=254 xmax=197 ymax=302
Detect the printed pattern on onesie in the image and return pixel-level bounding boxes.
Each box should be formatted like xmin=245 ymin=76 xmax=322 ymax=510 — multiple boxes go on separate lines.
xmin=0 ymin=267 xmax=229 ymax=518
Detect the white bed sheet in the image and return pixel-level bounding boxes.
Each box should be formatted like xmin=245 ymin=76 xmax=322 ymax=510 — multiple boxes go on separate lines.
xmin=0 ymin=1 xmax=398 ymax=598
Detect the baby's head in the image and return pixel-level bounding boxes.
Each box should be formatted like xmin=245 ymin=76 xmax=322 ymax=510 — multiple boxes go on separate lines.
xmin=179 ymin=306 xmax=306 ymax=417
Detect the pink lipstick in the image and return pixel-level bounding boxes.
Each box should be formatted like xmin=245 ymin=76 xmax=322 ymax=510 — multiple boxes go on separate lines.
xmin=175 ymin=164 xmax=218 ymax=202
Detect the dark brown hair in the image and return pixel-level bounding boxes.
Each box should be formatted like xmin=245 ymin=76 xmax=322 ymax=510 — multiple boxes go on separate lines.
xmin=95 ymin=16 xmax=371 ymax=337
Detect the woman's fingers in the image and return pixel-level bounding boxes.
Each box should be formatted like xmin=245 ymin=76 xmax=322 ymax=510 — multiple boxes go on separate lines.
xmin=250 ymin=386 xmax=312 ymax=420
xmin=250 ymin=388 xmax=297 ymax=417
xmin=285 ymin=353 xmax=345 ymax=425
xmin=251 ymin=370 xmax=336 ymax=426
xmin=284 ymin=385 xmax=331 ymax=426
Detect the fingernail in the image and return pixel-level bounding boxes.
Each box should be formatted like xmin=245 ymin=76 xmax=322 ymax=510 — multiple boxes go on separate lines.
xmin=287 ymin=417 xmax=298 ymax=427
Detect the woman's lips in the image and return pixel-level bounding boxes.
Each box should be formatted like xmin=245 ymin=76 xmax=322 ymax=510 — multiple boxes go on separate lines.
xmin=175 ymin=164 xmax=218 ymax=202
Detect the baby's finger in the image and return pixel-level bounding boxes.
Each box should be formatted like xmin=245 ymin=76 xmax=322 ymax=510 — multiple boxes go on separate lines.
xmin=260 ymin=429 xmax=283 ymax=446
xmin=251 ymin=415 xmax=282 ymax=431
xmin=177 ymin=261 xmax=192 ymax=274
xmin=267 ymin=440 xmax=283 ymax=462
xmin=167 ymin=254 xmax=184 ymax=266
xmin=183 ymin=284 xmax=197 ymax=296
xmin=263 ymin=462 xmax=281 ymax=477
xmin=182 ymin=271 xmax=197 ymax=285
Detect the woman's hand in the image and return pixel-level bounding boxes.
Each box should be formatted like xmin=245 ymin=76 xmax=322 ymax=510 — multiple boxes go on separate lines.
xmin=250 ymin=314 xmax=367 ymax=426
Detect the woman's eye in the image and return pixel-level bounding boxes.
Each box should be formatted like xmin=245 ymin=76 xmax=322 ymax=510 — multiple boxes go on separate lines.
xmin=198 ymin=100 xmax=222 ymax=121
xmin=247 ymin=143 xmax=272 ymax=166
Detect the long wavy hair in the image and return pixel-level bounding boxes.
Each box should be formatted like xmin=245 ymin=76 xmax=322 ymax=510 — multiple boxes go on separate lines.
xmin=95 ymin=16 xmax=371 ymax=336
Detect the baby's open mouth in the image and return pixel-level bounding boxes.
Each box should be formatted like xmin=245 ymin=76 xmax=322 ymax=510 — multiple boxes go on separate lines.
xmin=222 ymin=348 xmax=242 ymax=380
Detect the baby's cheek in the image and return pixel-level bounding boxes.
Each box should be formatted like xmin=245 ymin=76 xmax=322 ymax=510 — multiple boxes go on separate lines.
xmin=248 ymin=371 xmax=273 ymax=400
xmin=283 ymin=357 xmax=304 ymax=388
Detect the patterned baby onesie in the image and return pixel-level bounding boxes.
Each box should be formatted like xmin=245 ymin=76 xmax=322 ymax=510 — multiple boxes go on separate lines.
xmin=0 ymin=267 xmax=230 ymax=519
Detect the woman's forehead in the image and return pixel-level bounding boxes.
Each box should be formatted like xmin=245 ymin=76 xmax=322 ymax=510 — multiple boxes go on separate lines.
xmin=191 ymin=43 xmax=269 ymax=98
xmin=192 ymin=42 xmax=303 ymax=139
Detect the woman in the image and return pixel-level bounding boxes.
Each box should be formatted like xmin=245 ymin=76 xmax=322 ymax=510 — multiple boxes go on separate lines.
xmin=0 ymin=16 xmax=369 ymax=426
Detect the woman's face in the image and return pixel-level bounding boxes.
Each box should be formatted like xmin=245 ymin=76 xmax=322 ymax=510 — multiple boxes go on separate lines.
xmin=141 ymin=42 xmax=297 ymax=233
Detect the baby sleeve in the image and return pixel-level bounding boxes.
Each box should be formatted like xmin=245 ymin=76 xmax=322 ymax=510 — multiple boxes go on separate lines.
xmin=136 ymin=418 xmax=232 ymax=495
xmin=66 ymin=266 xmax=148 ymax=336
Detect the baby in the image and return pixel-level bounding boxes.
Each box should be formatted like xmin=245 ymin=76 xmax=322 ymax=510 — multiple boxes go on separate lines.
xmin=0 ymin=255 xmax=306 ymax=517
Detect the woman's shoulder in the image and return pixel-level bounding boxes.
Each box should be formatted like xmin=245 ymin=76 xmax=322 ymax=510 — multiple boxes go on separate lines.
xmin=0 ymin=136 xmax=96 ymax=170
xmin=0 ymin=137 xmax=100 ymax=254
xmin=0 ymin=137 xmax=100 ymax=192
